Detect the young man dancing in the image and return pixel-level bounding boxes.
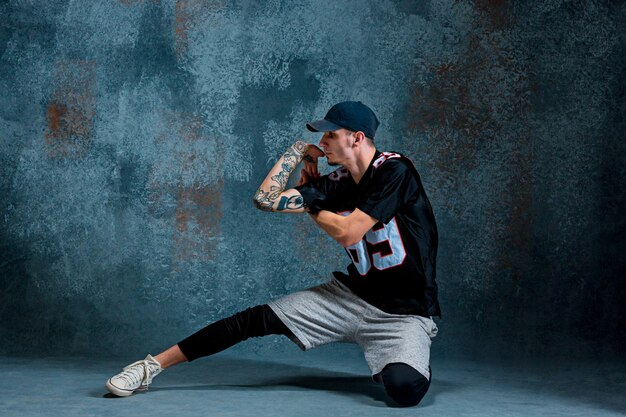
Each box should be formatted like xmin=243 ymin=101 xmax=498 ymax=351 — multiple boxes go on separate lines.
xmin=105 ymin=101 xmax=440 ymax=407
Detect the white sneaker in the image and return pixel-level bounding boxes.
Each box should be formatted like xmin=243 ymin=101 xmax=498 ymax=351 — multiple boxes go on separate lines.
xmin=106 ymin=354 xmax=163 ymax=397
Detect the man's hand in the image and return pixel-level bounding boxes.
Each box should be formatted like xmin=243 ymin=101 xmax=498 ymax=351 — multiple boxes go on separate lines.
xmin=299 ymin=144 xmax=324 ymax=185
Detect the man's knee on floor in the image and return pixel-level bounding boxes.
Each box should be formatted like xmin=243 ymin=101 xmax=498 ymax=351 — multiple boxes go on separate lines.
xmin=380 ymin=363 xmax=431 ymax=407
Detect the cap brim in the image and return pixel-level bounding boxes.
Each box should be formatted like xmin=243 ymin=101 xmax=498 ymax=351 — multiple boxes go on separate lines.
xmin=306 ymin=119 xmax=343 ymax=132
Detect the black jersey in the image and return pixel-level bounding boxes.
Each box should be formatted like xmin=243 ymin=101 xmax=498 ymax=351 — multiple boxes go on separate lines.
xmin=295 ymin=150 xmax=440 ymax=317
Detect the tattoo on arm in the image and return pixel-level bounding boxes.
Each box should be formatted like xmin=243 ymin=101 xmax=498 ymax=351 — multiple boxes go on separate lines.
xmin=270 ymin=163 xmax=290 ymax=188
xmin=277 ymin=195 xmax=304 ymax=211
xmin=292 ymin=141 xmax=307 ymax=154
xmin=253 ymin=189 xmax=274 ymax=212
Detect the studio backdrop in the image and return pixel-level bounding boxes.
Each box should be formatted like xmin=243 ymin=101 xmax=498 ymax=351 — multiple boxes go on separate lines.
xmin=1 ymin=0 xmax=624 ymax=359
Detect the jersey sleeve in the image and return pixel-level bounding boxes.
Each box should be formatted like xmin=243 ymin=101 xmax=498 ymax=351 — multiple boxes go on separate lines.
xmin=357 ymin=159 xmax=419 ymax=224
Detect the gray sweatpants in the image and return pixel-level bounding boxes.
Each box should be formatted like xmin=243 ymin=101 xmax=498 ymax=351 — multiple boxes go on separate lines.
xmin=268 ymin=277 xmax=438 ymax=379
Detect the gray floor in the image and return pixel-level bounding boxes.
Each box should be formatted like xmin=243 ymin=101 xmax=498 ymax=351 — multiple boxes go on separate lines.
xmin=1 ymin=345 xmax=625 ymax=417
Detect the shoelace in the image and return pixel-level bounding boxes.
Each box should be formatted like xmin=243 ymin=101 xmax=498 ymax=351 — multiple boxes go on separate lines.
xmin=119 ymin=360 xmax=155 ymax=387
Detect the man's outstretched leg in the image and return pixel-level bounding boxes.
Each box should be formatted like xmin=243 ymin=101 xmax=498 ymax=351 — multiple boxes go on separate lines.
xmin=154 ymin=344 xmax=188 ymax=368
xmin=105 ymin=304 xmax=291 ymax=396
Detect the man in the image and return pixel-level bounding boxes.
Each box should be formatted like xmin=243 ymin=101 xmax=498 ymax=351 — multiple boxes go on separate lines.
xmin=105 ymin=101 xmax=440 ymax=407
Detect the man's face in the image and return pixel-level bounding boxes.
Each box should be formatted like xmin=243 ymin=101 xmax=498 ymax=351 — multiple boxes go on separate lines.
xmin=318 ymin=128 xmax=354 ymax=166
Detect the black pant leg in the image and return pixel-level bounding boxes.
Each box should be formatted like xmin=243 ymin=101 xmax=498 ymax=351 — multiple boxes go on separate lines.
xmin=380 ymin=363 xmax=431 ymax=407
xmin=177 ymin=304 xmax=292 ymax=361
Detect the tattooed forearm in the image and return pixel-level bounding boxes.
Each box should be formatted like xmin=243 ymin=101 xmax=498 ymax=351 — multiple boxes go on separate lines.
xmin=252 ymin=141 xmax=308 ymax=212
xmin=270 ymin=163 xmax=290 ymax=188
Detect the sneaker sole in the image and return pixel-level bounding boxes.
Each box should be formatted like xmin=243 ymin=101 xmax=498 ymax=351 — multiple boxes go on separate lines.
xmin=106 ymin=379 xmax=148 ymax=397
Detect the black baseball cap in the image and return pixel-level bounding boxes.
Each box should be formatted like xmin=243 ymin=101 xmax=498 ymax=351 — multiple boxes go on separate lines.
xmin=306 ymin=101 xmax=380 ymax=139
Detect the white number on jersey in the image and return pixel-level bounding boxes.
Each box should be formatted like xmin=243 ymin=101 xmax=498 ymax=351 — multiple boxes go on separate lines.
xmin=328 ymin=167 xmax=350 ymax=181
xmin=372 ymin=152 xmax=401 ymax=169
xmin=342 ymin=214 xmax=407 ymax=275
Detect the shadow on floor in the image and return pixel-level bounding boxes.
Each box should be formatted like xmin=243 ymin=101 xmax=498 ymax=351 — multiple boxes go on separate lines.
xmin=98 ymin=356 xmax=462 ymax=408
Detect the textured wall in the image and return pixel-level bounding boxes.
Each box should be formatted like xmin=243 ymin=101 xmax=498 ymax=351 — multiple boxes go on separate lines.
xmin=1 ymin=0 xmax=624 ymax=359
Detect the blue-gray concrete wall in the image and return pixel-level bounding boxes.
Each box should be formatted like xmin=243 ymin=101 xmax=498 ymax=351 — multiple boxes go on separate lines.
xmin=1 ymin=0 xmax=624 ymax=359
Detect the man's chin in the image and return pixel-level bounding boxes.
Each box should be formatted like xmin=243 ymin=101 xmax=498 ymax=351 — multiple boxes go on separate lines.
xmin=328 ymin=161 xmax=340 ymax=166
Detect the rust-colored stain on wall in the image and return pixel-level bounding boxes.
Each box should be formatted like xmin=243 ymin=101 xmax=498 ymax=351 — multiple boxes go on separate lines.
xmin=407 ymin=61 xmax=480 ymax=173
xmin=173 ymin=180 xmax=224 ymax=262
xmin=172 ymin=111 xmax=224 ymax=262
xmin=174 ymin=0 xmax=192 ymax=57
xmin=473 ymin=0 xmax=515 ymax=31
xmin=174 ymin=0 xmax=224 ymax=58
xmin=147 ymin=110 xmax=225 ymax=263
xmin=178 ymin=112 xmax=203 ymax=142
xmin=118 ymin=0 xmax=160 ymax=6
xmin=406 ymin=2 xmax=534 ymax=299
xmin=407 ymin=5 xmax=531 ymax=181
xmin=45 ymin=60 xmax=96 ymax=159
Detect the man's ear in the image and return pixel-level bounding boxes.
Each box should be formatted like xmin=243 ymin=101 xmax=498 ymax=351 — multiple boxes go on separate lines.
xmin=353 ymin=131 xmax=365 ymax=146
